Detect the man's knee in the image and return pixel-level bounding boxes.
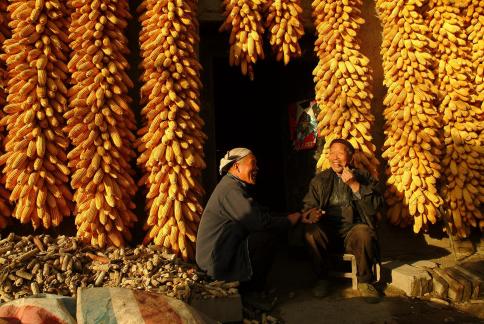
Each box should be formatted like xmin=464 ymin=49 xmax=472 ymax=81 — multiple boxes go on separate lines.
xmin=304 ymin=223 xmax=320 ymax=241
xmin=347 ymin=224 xmax=375 ymax=246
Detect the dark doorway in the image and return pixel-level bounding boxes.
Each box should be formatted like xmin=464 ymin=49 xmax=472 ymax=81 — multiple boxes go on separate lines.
xmin=212 ymin=42 xmax=317 ymax=212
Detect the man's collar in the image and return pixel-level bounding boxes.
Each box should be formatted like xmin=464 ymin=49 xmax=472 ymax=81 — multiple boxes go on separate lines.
xmin=226 ymin=173 xmax=250 ymax=188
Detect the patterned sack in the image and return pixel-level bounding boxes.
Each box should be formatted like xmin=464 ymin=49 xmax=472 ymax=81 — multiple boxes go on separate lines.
xmin=77 ymin=287 xmax=209 ymax=324
xmin=0 ymin=294 xmax=76 ymax=324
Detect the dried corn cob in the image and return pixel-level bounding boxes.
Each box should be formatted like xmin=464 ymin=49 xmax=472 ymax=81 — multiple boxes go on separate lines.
xmin=427 ymin=0 xmax=483 ymax=237
xmin=0 ymin=0 xmax=72 ymax=229
xmin=137 ymin=0 xmax=206 ymax=261
xmin=377 ymin=0 xmax=443 ymax=232
xmin=467 ymin=1 xmax=484 ymax=232
xmin=66 ymin=0 xmax=138 ymax=248
xmin=467 ymin=1 xmax=484 ymax=104
xmin=265 ymin=0 xmax=304 ymax=65
xmin=0 ymin=1 xmax=11 ymax=229
xmin=312 ymin=0 xmax=379 ymax=179
xmin=220 ymin=0 xmax=265 ymax=80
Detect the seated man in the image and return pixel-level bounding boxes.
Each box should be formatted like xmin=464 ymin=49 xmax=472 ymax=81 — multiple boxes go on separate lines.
xmin=196 ymin=148 xmax=304 ymax=293
xmin=303 ymin=139 xmax=384 ymax=298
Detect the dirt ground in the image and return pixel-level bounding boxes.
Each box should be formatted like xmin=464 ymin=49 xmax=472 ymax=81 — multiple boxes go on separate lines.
xmin=268 ymin=283 xmax=483 ymax=324
xmin=260 ymin=244 xmax=484 ymax=324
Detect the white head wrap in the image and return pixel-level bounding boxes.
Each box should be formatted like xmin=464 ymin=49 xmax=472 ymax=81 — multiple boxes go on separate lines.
xmin=219 ymin=147 xmax=252 ymax=175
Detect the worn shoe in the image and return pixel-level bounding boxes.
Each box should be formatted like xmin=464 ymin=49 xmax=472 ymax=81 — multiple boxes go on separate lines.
xmin=242 ymin=292 xmax=278 ymax=312
xmin=357 ymin=283 xmax=380 ymax=303
xmin=312 ymin=279 xmax=331 ymax=298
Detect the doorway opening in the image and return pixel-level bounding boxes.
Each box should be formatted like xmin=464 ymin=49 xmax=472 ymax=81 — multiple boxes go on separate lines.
xmin=212 ymin=39 xmax=318 ymax=212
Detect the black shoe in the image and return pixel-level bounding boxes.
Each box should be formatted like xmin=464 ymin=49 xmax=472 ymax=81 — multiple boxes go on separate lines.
xmin=242 ymin=291 xmax=278 ymax=312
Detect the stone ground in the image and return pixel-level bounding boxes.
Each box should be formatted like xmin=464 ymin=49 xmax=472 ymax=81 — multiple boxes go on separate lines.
xmin=254 ymin=222 xmax=484 ymax=324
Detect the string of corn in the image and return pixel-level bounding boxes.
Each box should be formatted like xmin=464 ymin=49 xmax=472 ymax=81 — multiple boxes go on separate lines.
xmin=137 ymin=0 xmax=206 ymax=260
xmin=66 ymin=0 xmax=138 ymax=248
xmin=312 ymin=0 xmax=379 ymax=179
xmin=0 ymin=0 xmax=72 ymax=229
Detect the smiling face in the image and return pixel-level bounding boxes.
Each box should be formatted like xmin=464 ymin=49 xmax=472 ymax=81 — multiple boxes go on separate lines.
xmin=231 ymin=154 xmax=258 ymax=185
xmin=329 ymin=142 xmax=352 ymax=175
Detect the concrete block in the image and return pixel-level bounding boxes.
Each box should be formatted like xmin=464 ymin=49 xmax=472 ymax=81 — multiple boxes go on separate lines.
xmin=455 ymin=265 xmax=483 ymax=299
xmin=411 ymin=260 xmax=438 ymax=270
xmin=190 ymin=294 xmax=243 ymax=323
xmin=450 ymin=268 xmax=472 ymax=302
xmin=430 ymin=270 xmax=449 ymax=299
xmin=420 ymin=271 xmax=433 ymax=295
xmin=446 ymin=268 xmax=472 ymax=302
xmin=390 ymin=264 xmax=432 ymax=297
xmin=434 ymin=268 xmax=464 ymax=302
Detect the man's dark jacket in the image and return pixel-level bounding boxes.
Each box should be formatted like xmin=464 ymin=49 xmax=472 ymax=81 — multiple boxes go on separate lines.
xmin=303 ymin=168 xmax=384 ymax=231
xmin=196 ymin=174 xmax=290 ymax=282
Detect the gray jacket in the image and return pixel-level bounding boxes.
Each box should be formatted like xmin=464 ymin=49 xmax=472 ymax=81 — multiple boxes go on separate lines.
xmin=196 ymin=174 xmax=290 ymax=282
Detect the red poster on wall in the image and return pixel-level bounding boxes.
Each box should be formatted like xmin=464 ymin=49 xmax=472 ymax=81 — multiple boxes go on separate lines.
xmin=288 ymin=99 xmax=319 ymax=151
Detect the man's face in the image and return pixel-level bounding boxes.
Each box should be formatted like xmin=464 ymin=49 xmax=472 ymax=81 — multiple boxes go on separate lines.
xmin=329 ymin=143 xmax=352 ymax=175
xmin=234 ymin=154 xmax=258 ymax=185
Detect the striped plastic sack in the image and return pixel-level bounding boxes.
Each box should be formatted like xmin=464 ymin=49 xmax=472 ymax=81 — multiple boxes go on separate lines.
xmin=0 ymin=294 xmax=76 ymax=324
xmin=76 ymin=287 xmax=208 ymax=324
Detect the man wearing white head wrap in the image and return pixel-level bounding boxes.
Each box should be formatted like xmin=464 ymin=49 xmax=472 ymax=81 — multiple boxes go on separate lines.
xmin=218 ymin=147 xmax=253 ymax=176
xmin=196 ymin=148 xmax=317 ymax=296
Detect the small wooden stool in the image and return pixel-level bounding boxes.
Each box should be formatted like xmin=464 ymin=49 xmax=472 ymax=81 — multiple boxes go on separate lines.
xmin=329 ymin=254 xmax=380 ymax=290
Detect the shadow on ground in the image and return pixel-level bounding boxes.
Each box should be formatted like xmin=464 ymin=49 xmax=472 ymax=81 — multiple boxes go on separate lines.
xmin=271 ymin=292 xmax=483 ymax=324
xmin=263 ymin=245 xmax=483 ymax=324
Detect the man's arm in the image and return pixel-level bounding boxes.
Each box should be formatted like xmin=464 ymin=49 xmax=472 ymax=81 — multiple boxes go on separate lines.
xmin=223 ymin=188 xmax=291 ymax=232
xmin=349 ymin=170 xmax=384 ymax=217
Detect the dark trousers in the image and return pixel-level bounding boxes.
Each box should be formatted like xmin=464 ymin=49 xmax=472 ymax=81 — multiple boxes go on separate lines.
xmin=240 ymin=230 xmax=279 ymax=293
xmin=305 ymin=223 xmax=377 ymax=283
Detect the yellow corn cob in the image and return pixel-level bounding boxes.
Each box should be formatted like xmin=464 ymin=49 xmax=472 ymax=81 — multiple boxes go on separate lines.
xmin=0 ymin=0 xmax=71 ymax=229
xmin=467 ymin=1 xmax=484 ymax=233
xmin=66 ymin=0 xmax=137 ymax=248
xmin=427 ymin=0 xmax=483 ymax=237
xmin=312 ymin=0 xmax=379 ymax=179
xmin=0 ymin=2 xmax=12 ymax=229
xmin=137 ymin=0 xmax=206 ymax=261
xmin=377 ymin=0 xmax=443 ymax=232
xmin=220 ymin=0 xmax=265 ymax=80
xmin=265 ymin=0 xmax=304 ymax=65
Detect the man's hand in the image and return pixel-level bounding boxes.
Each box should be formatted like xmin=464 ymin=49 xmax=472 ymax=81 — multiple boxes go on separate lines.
xmin=341 ymin=167 xmax=360 ymax=192
xmin=287 ymin=212 xmax=302 ymax=225
xmin=301 ymin=208 xmax=325 ymax=224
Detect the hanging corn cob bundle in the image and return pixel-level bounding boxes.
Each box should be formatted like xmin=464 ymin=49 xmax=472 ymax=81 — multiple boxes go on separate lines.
xmin=377 ymin=0 xmax=443 ymax=232
xmin=0 ymin=0 xmax=72 ymax=229
xmin=467 ymin=1 xmax=484 ymax=106
xmin=0 ymin=2 xmax=11 ymax=229
xmin=265 ymin=0 xmax=304 ymax=65
xmin=427 ymin=0 xmax=483 ymax=237
xmin=137 ymin=0 xmax=206 ymax=260
xmin=220 ymin=0 xmax=265 ymax=80
xmin=312 ymin=0 xmax=379 ymax=179
xmin=66 ymin=0 xmax=138 ymax=248
xmin=467 ymin=1 xmax=484 ymax=231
